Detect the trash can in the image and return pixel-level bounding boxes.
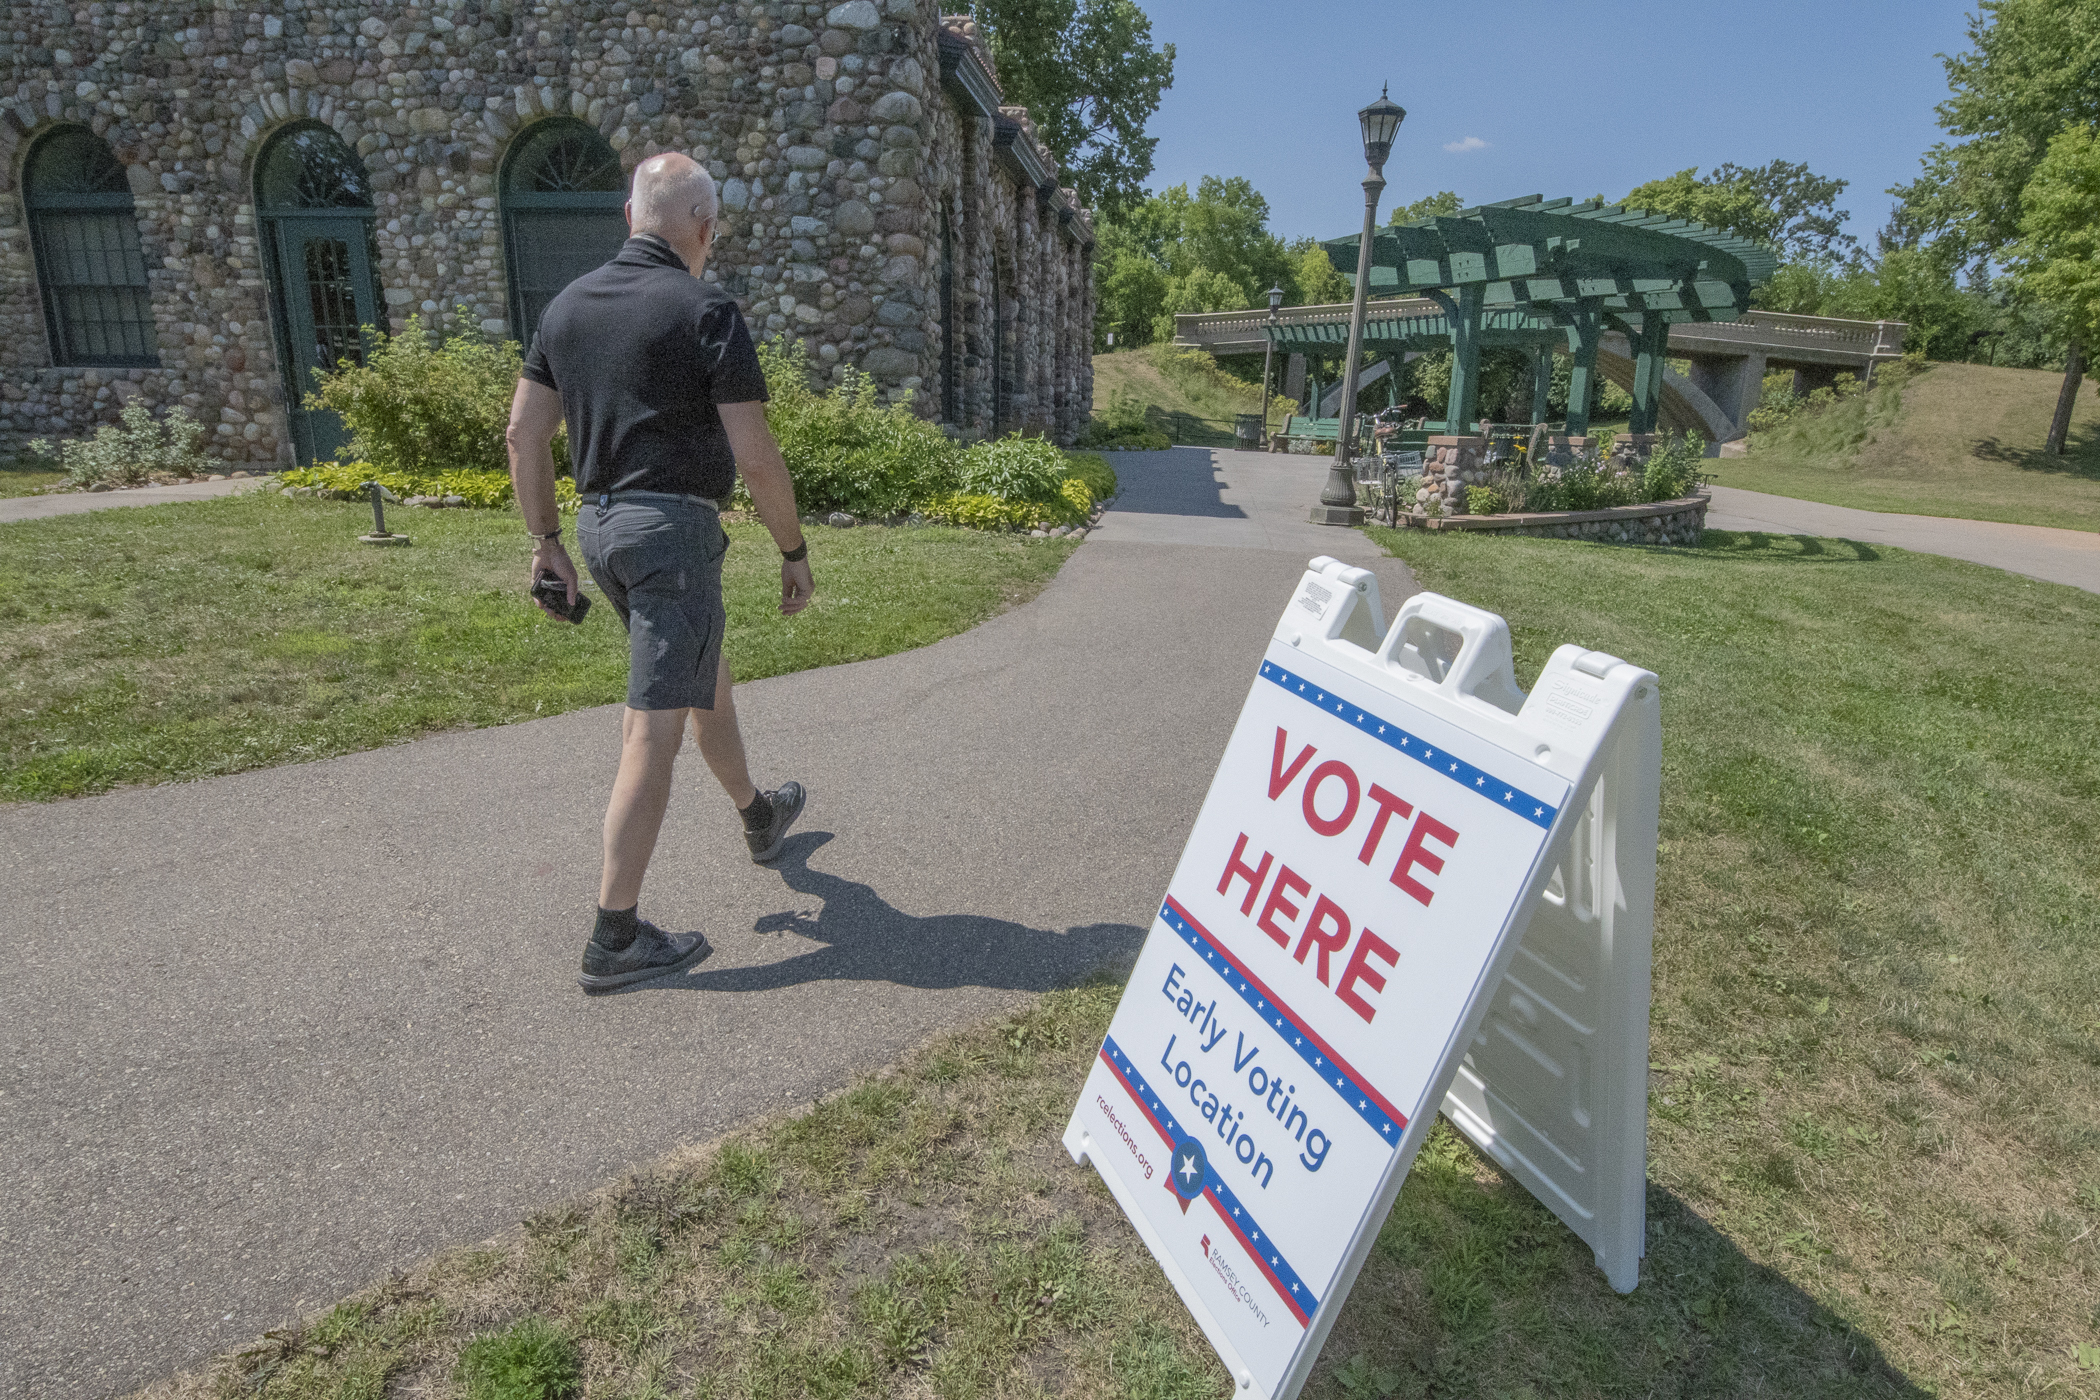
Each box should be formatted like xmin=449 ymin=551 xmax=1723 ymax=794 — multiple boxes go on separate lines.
xmin=1234 ymin=414 xmax=1263 ymax=448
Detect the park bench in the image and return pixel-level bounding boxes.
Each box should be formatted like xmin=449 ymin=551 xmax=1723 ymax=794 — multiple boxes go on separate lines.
xmin=1282 ymin=415 xmax=1343 ymax=444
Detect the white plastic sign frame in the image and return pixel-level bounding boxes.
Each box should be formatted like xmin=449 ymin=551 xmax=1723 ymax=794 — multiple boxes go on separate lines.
xmin=1063 ymin=557 xmax=1659 ymax=1398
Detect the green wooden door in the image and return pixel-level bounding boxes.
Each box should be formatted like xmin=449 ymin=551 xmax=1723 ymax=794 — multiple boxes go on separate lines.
xmin=271 ymin=215 xmax=379 ymax=464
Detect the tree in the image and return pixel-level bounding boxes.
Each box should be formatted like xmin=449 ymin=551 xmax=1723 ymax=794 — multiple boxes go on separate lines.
xmin=2011 ymin=124 xmax=2100 ymax=451
xmin=1091 ymin=177 xmax=1296 ymax=346
xmin=1888 ymin=0 xmax=2100 ymax=273
xmin=1286 ymin=238 xmax=1350 ymax=306
xmin=1888 ymin=0 xmax=2100 ymax=429
xmin=1622 ymin=161 xmax=1860 ymax=264
xmin=1389 ymin=190 xmax=1462 ymax=225
xmin=970 ymin=0 xmax=1175 ymax=220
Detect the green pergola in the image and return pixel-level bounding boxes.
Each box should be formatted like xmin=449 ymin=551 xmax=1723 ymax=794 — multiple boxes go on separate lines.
xmin=1293 ymin=194 xmax=1780 ymax=435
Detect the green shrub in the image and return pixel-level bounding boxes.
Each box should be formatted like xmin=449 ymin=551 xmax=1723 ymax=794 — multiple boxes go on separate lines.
xmin=1465 ymin=485 xmax=1508 ymax=516
xmin=755 ymin=338 xmax=957 ymax=518
xmin=1529 ymin=463 xmax=1640 ymax=513
xmin=1061 ymin=451 xmax=1117 ymax=502
xmin=956 ymin=433 xmax=1071 ymax=505
xmin=1077 ymin=422 xmax=1172 ymax=451
xmin=1641 ymin=432 xmax=1707 ymax=502
xmin=278 ymin=460 xmax=580 ymax=512
xmin=455 ymin=1317 xmax=579 ymax=1400
xmin=305 ymin=312 xmax=563 ymax=474
xmin=28 ymin=401 xmax=214 ymax=487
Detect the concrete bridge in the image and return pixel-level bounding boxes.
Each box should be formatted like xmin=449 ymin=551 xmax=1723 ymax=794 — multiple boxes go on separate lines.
xmin=1173 ymin=301 xmax=1908 ymax=445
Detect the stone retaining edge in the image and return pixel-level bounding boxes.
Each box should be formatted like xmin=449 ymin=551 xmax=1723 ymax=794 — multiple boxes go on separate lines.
xmin=1408 ymin=494 xmax=1708 ymax=546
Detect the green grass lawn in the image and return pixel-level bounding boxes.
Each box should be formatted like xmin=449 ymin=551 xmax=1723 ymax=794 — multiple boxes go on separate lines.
xmin=0 ymin=461 xmax=66 ymax=498
xmin=1711 ymin=359 xmax=2100 ymax=532
xmin=1091 ymin=345 xmax=1293 ymax=447
xmin=136 ymin=525 xmax=2100 ymax=1400
xmin=0 ymin=492 xmax=1074 ymax=802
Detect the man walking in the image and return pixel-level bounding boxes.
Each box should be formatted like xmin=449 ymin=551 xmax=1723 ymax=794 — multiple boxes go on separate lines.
xmin=506 ymin=151 xmax=813 ymax=993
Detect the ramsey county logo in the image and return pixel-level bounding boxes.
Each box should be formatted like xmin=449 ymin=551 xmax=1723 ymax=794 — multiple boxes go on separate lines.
xmin=1202 ymin=1229 xmax=1270 ymax=1327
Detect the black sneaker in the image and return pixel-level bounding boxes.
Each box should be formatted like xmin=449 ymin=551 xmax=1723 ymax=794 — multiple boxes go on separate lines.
xmin=744 ymin=780 xmax=806 ymax=863
xmin=577 ymin=920 xmax=711 ymax=993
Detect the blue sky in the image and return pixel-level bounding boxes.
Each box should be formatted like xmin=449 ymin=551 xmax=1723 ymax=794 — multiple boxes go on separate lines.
xmin=1132 ymin=0 xmax=1979 ymax=250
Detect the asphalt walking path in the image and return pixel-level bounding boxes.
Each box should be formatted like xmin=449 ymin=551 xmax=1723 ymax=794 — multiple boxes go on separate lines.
xmin=0 ymin=447 xmax=1416 ymax=1398
xmin=1705 ymin=483 xmax=2100 ymax=593
xmin=0 ymin=476 xmax=269 ymax=525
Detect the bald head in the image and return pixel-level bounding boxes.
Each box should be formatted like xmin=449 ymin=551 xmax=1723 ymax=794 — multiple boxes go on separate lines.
xmin=628 ymin=151 xmax=718 ymax=240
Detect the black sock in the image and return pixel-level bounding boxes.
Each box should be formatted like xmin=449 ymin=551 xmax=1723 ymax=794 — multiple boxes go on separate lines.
xmin=594 ymin=905 xmax=640 ymax=951
xmin=739 ymin=789 xmax=774 ymax=833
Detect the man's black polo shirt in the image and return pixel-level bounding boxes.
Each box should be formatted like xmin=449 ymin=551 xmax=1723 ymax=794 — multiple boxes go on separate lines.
xmin=521 ymin=234 xmax=768 ymax=500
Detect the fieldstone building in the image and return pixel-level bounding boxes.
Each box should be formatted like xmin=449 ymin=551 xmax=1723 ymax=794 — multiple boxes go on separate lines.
xmin=1 ymin=1 xmax=1095 ymax=465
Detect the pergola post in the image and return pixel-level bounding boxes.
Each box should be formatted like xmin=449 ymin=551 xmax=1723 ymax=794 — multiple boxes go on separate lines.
xmin=1528 ymin=344 xmax=1552 ymax=424
xmin=1628 ymin=313 xmax=1671 ymax=434
xmin=1562 ymin=305 xmax=1604 ymax=436
xmin=1431 ymin=284 xmax=1485 ymax=431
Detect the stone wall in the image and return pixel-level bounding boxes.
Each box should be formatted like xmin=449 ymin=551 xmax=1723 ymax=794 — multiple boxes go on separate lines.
xmin=1 ymin=1 xmax=1092 ymax=465
xmin=1420 ymin=497 xmax=1708 ymax=547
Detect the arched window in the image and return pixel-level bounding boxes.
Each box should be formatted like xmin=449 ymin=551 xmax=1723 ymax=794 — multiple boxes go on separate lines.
xmin=502 ymin=120 xmax=628 ymax=346
xmin=25 ymin=127 xmax=159 ymax=367
xmin=256 ymin=123 xmax=383 ymax=463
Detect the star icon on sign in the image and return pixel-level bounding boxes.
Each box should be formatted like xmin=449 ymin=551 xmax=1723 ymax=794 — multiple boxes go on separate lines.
xmin=1179 ymin=1152 xmax=1199 ymax=1183
xmin=1476 ymin=776 xmax=1486 ymax=786
xmin=1534 ymin=806 xmax=1545 ymax=817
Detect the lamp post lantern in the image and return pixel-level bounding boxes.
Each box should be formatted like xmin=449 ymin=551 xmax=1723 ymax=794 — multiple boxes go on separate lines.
xmin=1313 ymin=85 xmax=1406 ymax=525
xmin=1260 ymin=284 xmax=1284 ymax=452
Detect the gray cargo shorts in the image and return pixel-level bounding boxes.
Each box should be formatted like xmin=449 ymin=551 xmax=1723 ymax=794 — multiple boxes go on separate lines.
xmin=577 ymin=491 xmax=730 ymax=711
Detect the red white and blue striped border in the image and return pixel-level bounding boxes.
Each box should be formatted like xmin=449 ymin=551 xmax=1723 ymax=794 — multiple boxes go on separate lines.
xmin=1258 ymin=658 xmax=1559 ymax=829
xmin=1099 ymin=1034 xmax=1319 ymax=1326
xmin=1161 ymin=896 xmax=1407 ymax=1144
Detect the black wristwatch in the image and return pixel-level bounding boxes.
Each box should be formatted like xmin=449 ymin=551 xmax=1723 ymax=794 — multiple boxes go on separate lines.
xmin=530 ymin=526 xmax=561 ymax=542
xmin=781 ymin=540 xmax=808 ymax=563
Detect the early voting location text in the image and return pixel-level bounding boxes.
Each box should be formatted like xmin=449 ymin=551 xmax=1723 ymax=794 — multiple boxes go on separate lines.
xmin=1064 ymin=558 xmax=1662 ymax=1398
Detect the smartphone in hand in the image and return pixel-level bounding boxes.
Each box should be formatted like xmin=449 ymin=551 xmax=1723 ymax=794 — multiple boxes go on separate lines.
xmin=531 ymin=570 xmax=592 ymax=624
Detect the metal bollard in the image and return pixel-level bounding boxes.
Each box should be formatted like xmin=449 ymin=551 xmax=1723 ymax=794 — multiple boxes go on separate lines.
xmin=358 ymin=480 xmax=411 ymax=546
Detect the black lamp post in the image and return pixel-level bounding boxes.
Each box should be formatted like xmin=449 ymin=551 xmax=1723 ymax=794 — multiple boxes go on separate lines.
xmin=1260 ymin=284 xmax=1284 ymax=452
xmin=1312 ymin=86 xmax=1406 ymax=526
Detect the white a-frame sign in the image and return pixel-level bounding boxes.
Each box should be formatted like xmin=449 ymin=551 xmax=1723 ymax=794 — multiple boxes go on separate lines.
xmin=1063 ymin=556 xmax=1660 ymax=1398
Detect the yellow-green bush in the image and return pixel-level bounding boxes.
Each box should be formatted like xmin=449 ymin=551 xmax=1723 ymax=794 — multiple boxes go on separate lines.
xmin=919 ymin=493 xmax=1046 ymax=532
xmin=278 ymin=461 xmax=580 ymax=512
xmin=1058 ymin=477 xmax=1092 ymax=518
xmin=1465 ymin=485 xmax=1509 ymax=516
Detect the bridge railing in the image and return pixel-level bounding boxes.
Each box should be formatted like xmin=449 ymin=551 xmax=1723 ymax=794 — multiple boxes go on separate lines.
xmin=1172 ymin=303 xmax=1907 ymax=361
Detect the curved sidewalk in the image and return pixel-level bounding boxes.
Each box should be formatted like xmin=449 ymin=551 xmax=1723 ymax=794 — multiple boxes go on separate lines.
xmin=1704 ymin=484 xmax=2100 ymax=593
xmin=0 ymin=447 xmax=1412 ymax=1398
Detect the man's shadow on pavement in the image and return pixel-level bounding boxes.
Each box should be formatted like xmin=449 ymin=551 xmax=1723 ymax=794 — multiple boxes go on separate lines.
xmin=659 ymin=832 xmax=1144 ymax=994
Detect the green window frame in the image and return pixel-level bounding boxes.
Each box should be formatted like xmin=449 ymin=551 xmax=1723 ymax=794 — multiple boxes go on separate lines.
xmin=501 ymin=119 xmax=629 ymax=347
xmin=25 ymin=127 xmax=160 ymax=368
